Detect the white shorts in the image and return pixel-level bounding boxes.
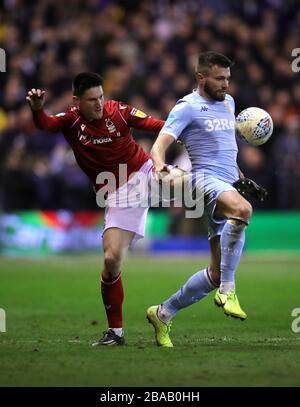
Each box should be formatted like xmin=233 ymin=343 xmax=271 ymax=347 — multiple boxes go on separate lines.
xmin=102 ymin=159 xmax=154 ymax=244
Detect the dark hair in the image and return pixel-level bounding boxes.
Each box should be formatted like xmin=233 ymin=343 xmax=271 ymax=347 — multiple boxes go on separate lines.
xmin=196 ymin=51 xmax=234 ymax=74
xmin=73 ymin=72 xmax=103 ymax=96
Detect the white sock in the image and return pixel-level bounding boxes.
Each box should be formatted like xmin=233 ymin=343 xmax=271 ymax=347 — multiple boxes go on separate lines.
xmin=157 ymin=304 xmax=172 ymax=324
xmin=160 ymin=268 xmax=216 ymax=320
xmin=220 ymin=282 xmax=235 ymax=294
xmin=110 ymin=328 xmax=123 ymax=337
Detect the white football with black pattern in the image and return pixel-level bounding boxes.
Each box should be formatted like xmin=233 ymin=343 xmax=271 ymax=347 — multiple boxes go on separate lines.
xmin=236 ymin=107 xmax=273 ymax=146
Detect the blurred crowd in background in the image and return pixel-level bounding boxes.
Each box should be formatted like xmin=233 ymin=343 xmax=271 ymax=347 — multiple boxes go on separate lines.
xmin=0 ymin=0 xmax=300 ymax=215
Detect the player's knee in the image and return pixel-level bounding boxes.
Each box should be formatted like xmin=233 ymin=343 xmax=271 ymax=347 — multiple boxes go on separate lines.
xmin=104 ymin=250 xmax=122 ymax=272
xmin=232 ymin=201 xmax=252 ymax=222
xmin=241 ymin=201 xmax=253 ymax=220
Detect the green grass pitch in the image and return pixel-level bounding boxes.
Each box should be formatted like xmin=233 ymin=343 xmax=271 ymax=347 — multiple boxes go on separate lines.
xmin=0 ymin=254 xmax=300 ymax=387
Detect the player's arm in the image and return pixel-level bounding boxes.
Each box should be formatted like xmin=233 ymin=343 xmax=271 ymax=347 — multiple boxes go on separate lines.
xmin=131 ymin=114 xmax=165 ymax=133
xmin=120 ymin=105 xmax=165 ymax=133
xmin=26 ymin=88 xmax=73 ymax=132
xmin=151 ymin=100 xmax=192 ymax=174
xmin=150 ymin=133 xmax=175 ymax=173
xmin=237 ymin=166 xmax=245 ymax=179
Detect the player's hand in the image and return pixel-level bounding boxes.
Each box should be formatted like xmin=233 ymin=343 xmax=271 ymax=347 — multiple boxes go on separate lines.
xmin=26 ymin=88 xmax=46 ymax=111
xmin=156 ymin=165 xmax=189 ymax=196
xmin=154 ymin=164 xmax=170 ymax=181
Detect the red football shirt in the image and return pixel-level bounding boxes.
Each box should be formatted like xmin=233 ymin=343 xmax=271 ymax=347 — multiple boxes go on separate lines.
xmin=32 ymin=100 xmax=164 ymax=189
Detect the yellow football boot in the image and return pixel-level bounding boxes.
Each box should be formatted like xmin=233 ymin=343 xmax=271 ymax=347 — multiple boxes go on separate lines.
xmin=146 ymin=305 xmax=173 ymax=347
xmin=214 ymin=289 xmax=247 ymax=320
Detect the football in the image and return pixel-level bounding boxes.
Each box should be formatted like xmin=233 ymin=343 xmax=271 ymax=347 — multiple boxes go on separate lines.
xmin=235 ymin=107 xmax=273 ymax=146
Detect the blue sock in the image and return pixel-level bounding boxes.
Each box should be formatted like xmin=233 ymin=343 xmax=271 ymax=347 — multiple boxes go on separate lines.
xmin=160 ymin=268 xmax=217 ymax=320
xmin=220 ymin=220 xmax=246 ymax=293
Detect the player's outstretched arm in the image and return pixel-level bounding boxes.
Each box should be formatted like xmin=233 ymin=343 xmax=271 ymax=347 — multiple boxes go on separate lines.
xmin=26 ymin=88 xmax=46 ymax=111
xmin=118 ymin=103 xmax=164 ymax=133
xmin=26 ymin=88 xmax=73 ymax=132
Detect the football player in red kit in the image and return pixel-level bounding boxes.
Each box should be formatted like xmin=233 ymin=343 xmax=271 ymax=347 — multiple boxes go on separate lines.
xmin=27 ymin=72 xmax=165 ymax=346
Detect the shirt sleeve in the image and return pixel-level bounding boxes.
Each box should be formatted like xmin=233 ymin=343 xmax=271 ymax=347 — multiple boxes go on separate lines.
xmin=119 ymin=103 xmax=165 ymax=134
xmin=160 ymin=100 xmax=192 ymax=140
xmin=31 ymin=109 xmax=77 ymax=132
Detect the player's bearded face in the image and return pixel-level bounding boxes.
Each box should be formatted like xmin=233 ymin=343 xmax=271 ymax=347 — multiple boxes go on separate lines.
xmin=202 ymin=66 xmax=230 ymax=101
xmin=76 ymin=86 xmax=104 ymax=121
xmin=204 ymin=81 xmax=227 ymax=101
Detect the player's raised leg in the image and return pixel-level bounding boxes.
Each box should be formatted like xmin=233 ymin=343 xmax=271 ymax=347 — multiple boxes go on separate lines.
xmin=93 ymin=227 xmax=134 ymax=346
xmin=147 ymin=238 xmax=220 ymax=347
xmin=214 ymin=190 xmax=252 ymax=320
